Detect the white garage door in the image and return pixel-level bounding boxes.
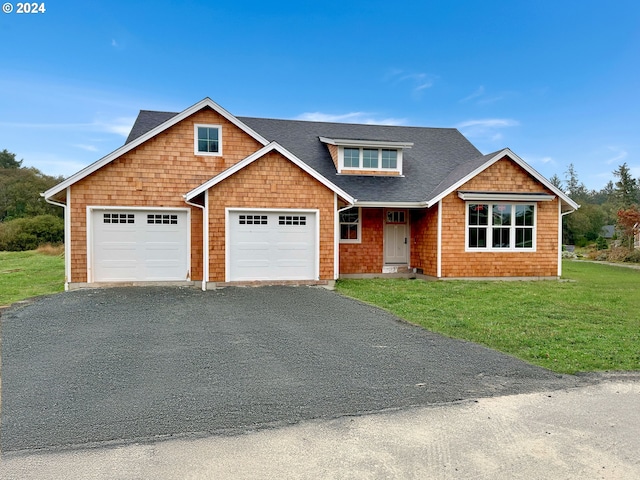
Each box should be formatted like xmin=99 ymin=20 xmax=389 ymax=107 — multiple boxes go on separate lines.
xmin=228 ymin=210 xmax=317 ymax=281
xmin=91 ymin=209 xmax=189 ymax=282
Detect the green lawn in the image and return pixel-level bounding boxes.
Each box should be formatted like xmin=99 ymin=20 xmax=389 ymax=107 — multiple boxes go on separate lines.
xmin=0 ymin=249 xmax=65 ymax=306
xmin=336 ymin=261 xmax=640 ymax=374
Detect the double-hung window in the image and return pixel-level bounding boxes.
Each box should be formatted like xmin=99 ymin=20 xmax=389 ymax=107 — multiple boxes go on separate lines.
xmin=339 ymin=207 xmax=361 ymax=243
xmin=467 ymin=203 xmax=535 ymax=250
xmin=194 ymin=124 xmax=222 ymax=156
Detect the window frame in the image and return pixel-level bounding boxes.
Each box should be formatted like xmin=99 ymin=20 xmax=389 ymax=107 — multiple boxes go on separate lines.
xmin=194 ymin=124 xmax=223 ymax=157
xmin=339 ymin=207 xmax=362 ymax=244
xmin=465 ymin=202 xmax=537 ymax=252
xmin=338 ymin=147 xmax=402 ymax=174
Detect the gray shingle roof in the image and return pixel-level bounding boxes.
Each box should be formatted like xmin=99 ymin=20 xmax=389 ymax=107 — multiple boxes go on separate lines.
xmin=126 ymin=110 xmax=485 ymax=203
xmin=125 ymin=110 xmax=178 ymax=144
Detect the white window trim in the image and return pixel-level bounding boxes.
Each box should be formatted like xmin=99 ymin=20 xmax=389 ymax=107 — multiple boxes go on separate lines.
xmin=464 ymin=202 xmax=537 ymax=252
xmin=339 ymin=206 xmax=362 ymax=244
xmin=194 ymin=124 xmax=223 ymax=157
xmin=338 ymin=146 xmax=403 ymax=174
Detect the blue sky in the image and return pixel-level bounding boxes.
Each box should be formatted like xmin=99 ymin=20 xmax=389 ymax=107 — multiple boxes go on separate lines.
xmin=1 ymin=0 xmax=638 ymax=190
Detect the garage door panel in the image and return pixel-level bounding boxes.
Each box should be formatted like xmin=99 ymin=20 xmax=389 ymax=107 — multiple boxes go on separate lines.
xmin=229 ymin=210 xmax=317 ymax=281
xmin=92 ymin=209 xmax=188 ymax=282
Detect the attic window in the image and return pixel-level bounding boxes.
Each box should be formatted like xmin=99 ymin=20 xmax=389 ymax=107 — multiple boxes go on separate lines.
xmin=195 ymin=124 xmax=222 ymax=156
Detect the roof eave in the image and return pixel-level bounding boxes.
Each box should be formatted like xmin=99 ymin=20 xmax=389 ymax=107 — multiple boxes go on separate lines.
xmin=44 ymin=98 xmax=270 ymax=200
xmin=424 ymin=148 xmax=581 ymax=211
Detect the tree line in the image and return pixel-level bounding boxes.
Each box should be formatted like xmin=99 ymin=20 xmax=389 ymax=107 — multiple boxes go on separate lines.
xmin=550 ymin=162 xmax=640 ymax=257
xmin=0 ymin=149 xmax=65 ymax=250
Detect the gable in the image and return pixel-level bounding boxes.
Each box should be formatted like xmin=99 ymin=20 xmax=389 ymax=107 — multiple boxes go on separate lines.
xmin=44 ymin=98 xmax=269 ymax=202
xmin=186 ymin=142 xmax=354 ymax=204
xmin=425 ymin=149 xmax=579 ymax=213
xmin=461 ymin=157 xmax=553 ymax=193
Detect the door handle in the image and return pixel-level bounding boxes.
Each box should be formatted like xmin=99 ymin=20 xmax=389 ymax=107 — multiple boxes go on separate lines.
xmin=404 ymin=237 xmax=407 ymax=244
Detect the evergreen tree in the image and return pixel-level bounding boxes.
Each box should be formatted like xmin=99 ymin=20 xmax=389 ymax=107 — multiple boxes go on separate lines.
xmin=613 ymin=163 xmax=639 ymax=208
xmin=0 ymin=149 xmax=22 ymax=169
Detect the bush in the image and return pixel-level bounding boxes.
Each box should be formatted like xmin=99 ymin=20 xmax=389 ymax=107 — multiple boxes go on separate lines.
xmin=0 ymin=215 xmax=64 ymax=251
xmin=623 ymin=249 xmax=640 ymax=263
xmin=595 ymin=236 xmax=608 ymax=250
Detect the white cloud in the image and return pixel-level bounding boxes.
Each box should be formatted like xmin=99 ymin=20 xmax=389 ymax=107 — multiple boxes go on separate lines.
xmin=0 ymin=117 xmax=135 ymax=137
xmin=96 ymin=117 xmax=136 ymax=137
xmin=605 ymin=146 xmax=628 ymax=165
xmin=385 ymin=69 xmax=437 ymax=95
xmin=72 ymin=144 xmax=99 ymax=152
xmin=460 ymin=86 xmax=485 ymax=103
xmin=522 ymin=154 xmax=556 ymax=167
xmin=295 ymin=112 xmax=406 ymax=126
xmin=456 ymin=119 xmax=519 ymax=129
xmin=459 ymin=86 xmax=510 ymax=105
xmin=456 ymin=118 xmax=519 ymax=144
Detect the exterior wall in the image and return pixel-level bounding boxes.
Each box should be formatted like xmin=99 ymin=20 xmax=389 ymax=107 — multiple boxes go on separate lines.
xmin=207 ymin=151 xmax=336 ymax=282
xmin=410 ymin=206 xmax=438 ymax=276
xmin=327 ymin=144 xmax=338 ymax=170
xmin=440 ymin=158 xmax=559 ymax=277
xmin=68 ymin=107 xmax=264 ymax=282
xmin=339 ymin=208 xmax=384 ymax=274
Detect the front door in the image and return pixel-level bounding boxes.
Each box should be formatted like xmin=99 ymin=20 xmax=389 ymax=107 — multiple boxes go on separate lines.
xmin=384 ymin=210 xmax=408 ymax=264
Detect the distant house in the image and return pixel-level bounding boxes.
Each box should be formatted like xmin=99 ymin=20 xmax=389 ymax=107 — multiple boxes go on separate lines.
xmin=43 ymin=98 xmax=579 ymax=290
xmin=601 ymin=225 xmax=616 ymax=239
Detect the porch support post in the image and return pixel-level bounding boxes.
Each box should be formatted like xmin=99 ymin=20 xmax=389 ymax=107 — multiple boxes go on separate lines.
xmin=437 ymin=199 xmax=442 ymax=278
xmin=334 ymin=193 xmax=339 ymax=280
xmin=203 ymin=191 xmax=209 ymax=290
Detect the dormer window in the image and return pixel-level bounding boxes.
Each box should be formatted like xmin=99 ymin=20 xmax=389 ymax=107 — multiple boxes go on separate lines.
xmin=319 ymin=137 xmax=412 ymax=176
xmin=342 ymin=147 xmax=398 ymax=170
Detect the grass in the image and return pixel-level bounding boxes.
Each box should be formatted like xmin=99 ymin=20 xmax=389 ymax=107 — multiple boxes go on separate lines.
xmin=336 ymin=261 xmax=640 ymax=374
xmin=0 ymin=245 xmax=65 ymax=307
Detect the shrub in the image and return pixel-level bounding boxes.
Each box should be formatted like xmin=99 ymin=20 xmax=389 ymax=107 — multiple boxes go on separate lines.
xmin=595 ymin=236 xmax=608 ymax=250
xmin=0 ymin=215 xmax=64 ymax=251
xmin=623 ymin=249 xmax=640 ymax=263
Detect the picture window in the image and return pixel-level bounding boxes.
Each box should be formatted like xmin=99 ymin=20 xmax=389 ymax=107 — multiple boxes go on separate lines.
xmin=467 ymin=203 xmax=535 ymax=250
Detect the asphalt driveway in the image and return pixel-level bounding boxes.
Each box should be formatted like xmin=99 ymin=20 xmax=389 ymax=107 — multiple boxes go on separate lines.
xmin=1 ymin=286 xmax=587 ymax=452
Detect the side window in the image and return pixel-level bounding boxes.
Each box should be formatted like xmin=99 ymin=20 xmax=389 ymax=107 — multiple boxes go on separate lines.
xmin=340 ymin=207 xmax=361 ymax=243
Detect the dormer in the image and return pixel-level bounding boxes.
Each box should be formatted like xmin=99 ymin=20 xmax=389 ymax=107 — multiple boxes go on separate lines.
xmin=319 ymin=137 xmax=413 ymax=176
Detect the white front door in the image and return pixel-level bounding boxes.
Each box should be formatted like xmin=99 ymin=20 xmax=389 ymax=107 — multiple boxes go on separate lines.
xmin=384 ymin=210 xmax=408 ymax=264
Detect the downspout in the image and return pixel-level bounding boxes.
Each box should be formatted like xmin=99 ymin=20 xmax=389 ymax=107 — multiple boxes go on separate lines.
xmin=335 ymin=200 xmax=357 ymax=280
xmin=437 ymin=200 xmax=442 ymax=278
xmin=43 ymin=190 xmax=70 ymax=291
xmin=559 ymin=204 xmax=577 ymax=277
xmin=184 ymin=193 xmax=209 ymax=291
